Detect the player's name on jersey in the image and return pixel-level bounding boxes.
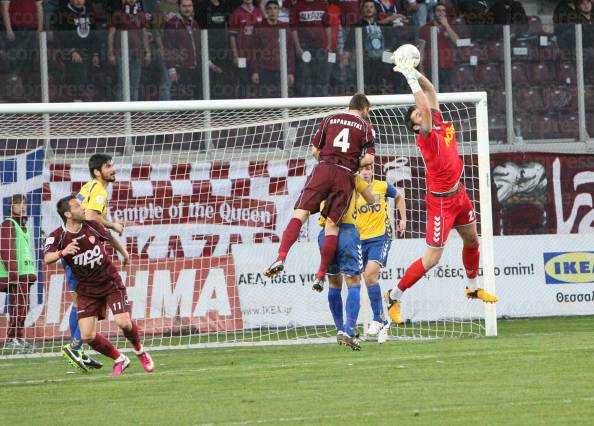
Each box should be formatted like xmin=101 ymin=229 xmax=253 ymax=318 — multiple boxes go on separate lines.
xmin=328 ymin=118 xmax=364 ymax=130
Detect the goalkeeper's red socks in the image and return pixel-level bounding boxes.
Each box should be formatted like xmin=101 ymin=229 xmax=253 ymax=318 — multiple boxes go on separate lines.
xmin=89 ymin=333 xmax=121 ymax=360
xmin=316 ymin=234 xmax=338 ymax=279
xmin=390 ymin=258 xmax=427 ymax=300
xmin=462 ymin=242 xmax=480 ymax=280
xmin=123 ymin=321 xmax=142 ymax=353
xmin=277 ymin=217 xmax=303 ymax=261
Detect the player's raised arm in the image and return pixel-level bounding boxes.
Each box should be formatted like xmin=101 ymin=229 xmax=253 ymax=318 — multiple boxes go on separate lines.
xmin=417 ymin=72 xmax=438 ymax=111
xmin=391 ymin=45 xmax=434 ymax=134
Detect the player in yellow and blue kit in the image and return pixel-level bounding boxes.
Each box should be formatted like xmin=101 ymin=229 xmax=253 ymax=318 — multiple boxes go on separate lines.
xmin=356 ymin=164 xmax=407 ymax=343
xmin=317 ymin=174 xmax=374 ymax=351
xmin=62 ymin=153 xmax=126 ymax=371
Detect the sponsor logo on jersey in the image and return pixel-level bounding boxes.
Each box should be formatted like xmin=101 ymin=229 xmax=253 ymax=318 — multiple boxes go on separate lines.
xmin=543 ymin=251 xmax=594 ymax=284
xmin=444 ymin=123 xmax=455 ymax=146
xmin=72 ymin=245 xmax=104 ymax=268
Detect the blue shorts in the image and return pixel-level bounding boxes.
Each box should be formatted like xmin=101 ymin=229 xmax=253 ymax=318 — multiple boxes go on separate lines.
xmin=318 ymin=224 xmax=362 ymax=276
xmin=63 ymin=260 xmax=78 ymax=291
xmin=361 ymin=234 xmax=391 ymax=268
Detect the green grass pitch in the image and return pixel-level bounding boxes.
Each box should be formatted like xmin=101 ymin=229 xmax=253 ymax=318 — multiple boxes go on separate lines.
xmin=2 ymin=316 xmax=594 ymax=425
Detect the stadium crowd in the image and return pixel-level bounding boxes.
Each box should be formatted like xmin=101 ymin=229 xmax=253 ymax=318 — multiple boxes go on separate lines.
xmin=0 ymin=0 xmax=593 ymax=138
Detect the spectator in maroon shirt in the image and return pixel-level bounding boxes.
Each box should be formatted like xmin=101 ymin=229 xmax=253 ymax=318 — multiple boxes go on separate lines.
xmin=418 ymin=1 xmax=458 ymax=89
xmin=341 ymin=0 xmax=361 ymax=28
xmin=1 ymin=0 xmax=43 ymax=101
xmin=0 ymin=195 xmax=36 ymax=352
xmin=164 ymin=0 xmax=223 ymax=99
xmin=107 ymin=0 xmax=151 ymax=101
xmin=229 ymin=0 xmax=264 ymax=98
xmin=291 ymin=0 xmax=332 ymax=97
xmin=251 ymin=0 xmax=295 ymax=97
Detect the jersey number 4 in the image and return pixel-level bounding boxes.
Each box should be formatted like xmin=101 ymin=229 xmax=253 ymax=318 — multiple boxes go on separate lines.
xmin=332 ymin=128 xmax=350 ymax=152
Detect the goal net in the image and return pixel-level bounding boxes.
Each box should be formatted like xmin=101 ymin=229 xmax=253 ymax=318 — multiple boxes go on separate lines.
xmin=0 ymin=94 xmax=495 ymax=358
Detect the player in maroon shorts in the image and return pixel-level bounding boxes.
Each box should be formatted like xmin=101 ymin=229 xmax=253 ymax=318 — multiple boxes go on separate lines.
xmin=44 ymin=195 xmax=154 ymax=376
xmin=383 ymin=58 xmax=498 ymax=324
xmin=264 ymin=93 xmax=376 ymax=291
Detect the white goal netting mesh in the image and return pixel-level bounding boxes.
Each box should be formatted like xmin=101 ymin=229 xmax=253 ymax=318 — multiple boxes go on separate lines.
xmin=0 ymin=97 xmax=490 ymax=357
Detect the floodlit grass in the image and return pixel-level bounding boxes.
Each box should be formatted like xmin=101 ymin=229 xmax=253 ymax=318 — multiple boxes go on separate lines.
xmin=1 ymin=317 xmax=594 ymax=425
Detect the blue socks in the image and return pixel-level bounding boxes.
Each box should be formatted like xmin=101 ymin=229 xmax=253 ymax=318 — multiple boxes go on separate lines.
xmin=69 ymin=304 xmax=82 ymax=351
xmin=328 ymin=287 xmax=344 ymax=332
xmin=367 ymin=283 xmax=385 ymax=323
xmin=345 ymin=285 xmax=361 ymax=337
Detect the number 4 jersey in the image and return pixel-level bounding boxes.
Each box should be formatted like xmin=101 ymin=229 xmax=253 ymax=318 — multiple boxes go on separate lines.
xmin=44 ymin=220 xmax=124 ymax=297
xmin=312 ymin=112 xmax=376 ymax=172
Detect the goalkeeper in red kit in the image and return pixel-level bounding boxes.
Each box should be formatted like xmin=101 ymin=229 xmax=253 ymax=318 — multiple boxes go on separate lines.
xmin=264 ymin=93 xmax=376 ymax=291
xmin=384 ymin=54 xmax=498 ymax=324
xmin=44 ymin=195 xmax=154 ymax=376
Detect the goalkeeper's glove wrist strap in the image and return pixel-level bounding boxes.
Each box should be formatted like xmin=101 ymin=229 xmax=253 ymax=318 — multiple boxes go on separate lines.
xmin=406 ymin=77 xmax=422 ymax=93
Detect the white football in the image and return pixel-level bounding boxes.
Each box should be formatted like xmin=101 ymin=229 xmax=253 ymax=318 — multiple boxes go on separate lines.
xmin=393 ymin=44 xmax=420 ymax=68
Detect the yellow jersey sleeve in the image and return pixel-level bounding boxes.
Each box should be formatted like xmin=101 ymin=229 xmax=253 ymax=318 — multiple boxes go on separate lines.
xmin=78 ymin=179 xmax=108 ymax=217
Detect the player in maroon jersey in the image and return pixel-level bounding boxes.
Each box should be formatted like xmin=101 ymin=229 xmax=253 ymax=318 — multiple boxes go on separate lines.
xmin=44 ymin=195 xmax=154 ymax=376
xmin=264 ymin=93 xmax=376 ymax=291
xmin=383 ymin=61 xmax=498 ymax=324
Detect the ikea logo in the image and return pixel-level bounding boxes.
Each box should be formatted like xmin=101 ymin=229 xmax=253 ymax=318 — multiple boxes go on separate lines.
xmin=543 ymin=252 xmax=594 ymax=284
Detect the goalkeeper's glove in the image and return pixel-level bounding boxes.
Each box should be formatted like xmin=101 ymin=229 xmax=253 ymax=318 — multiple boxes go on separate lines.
xmin=392 ymin=55 xmax=423 ymax=93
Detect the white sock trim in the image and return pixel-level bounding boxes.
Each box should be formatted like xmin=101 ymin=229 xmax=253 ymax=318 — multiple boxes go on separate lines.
xmin=133 ymin=344 xmax=144 ymax=355
xmin=467 ymin=278 xmax=478 ymax=291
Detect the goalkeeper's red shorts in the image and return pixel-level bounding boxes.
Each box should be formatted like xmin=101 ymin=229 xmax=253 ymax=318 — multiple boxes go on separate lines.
xmin=425 ymin=184 xmax=476 ymax=248
xmin=294 ymin=162 xmax=354 ymax=225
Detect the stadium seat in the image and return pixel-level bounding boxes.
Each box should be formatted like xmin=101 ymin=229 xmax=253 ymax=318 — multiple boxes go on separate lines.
xmin=514 ymin=115 xmax=540 ymax=140
xmin=452 ymin=65 xmax=476 ymax=88
xmin=557 ymin=113 xmax=579 ymax=139
xmin=456 ymin=45 xmax=487 ymax=65
xmin=488 ymin=114 xmax=507 ymax=142
xmin=511 ymin=39 xmax=538 ymax=62
xmin=527 ymin=16 xmax=543 ymax=36
xmin=451 ymin=17 xmax=471 ymax=38
xmin=488 ymin=89 xmax=507 ymax=114
xmin=486 ymin=40 xmax=504 ymax=62
xmin=511 ymin=63 xmax=528 ymax=85
xmin=556 ymin=62 xmax=577 ymax=85
xmin=543 ymin=86 xmax=577 ymax=113
xmin=0 ymin=74 xmax=24 ymax=102
xmin=515 ymin=87 xmax=544 ymax=114
xmin=536 ymin=38 xmax=559 ymax=62
xmin=528 ymin=62 xmax=556 ymax=85
xmin=475 ymin=63 xmax=502 ymax=88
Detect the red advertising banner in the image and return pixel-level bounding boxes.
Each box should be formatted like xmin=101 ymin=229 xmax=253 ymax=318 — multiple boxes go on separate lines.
xmin=0 ymin=256 xmax=243 ymax=342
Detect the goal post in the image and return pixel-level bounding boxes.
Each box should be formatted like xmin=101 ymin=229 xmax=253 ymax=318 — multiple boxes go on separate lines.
xmin=0 ymin=93 xmax=496 ymax=358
